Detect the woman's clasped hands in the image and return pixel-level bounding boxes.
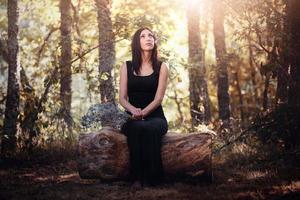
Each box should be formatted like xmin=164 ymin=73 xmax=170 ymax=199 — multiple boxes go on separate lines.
xmin=130 ymin=107 xmax=145 ymax=120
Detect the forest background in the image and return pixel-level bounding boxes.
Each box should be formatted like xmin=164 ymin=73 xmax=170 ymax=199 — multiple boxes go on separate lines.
xmin=0 ymin=0 xmax=299 ymax=199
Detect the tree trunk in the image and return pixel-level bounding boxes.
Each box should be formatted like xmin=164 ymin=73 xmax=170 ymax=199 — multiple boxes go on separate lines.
xmin=233 ymin=70 xmax=245 ymax=124
xmin=286 ymin=0 xmax=300 ymax=109
xmin=276 ymin=62 xmax=288 ymax=106
xmin=1 ymin=0 xmax=20 ymax=155
xmin=213 ymin=0 xmax=230 ymax=128
xmin=20 ymin=67 xmax=39 ymax=152
xmin=248 ymin=39 xmax=259 ymax=112
xmin=285 ymin=0 xmax=300 ymax=147
xmin=276 ymin=2 xmax=289 ymax=106
xmin=263 ymin=73 xmax=270 ymax=111
xmin=59 ymin=0 xmax=73 ymax=131
xmin=77 ymin=127 xmax=212 ymax=181
xmin=95 ymin=0 xmax=115 ymax=103
xmin=173 ymin=90 xmax=184 ymax=124
xmin=187 ymin=0 xmax=211 ymax=128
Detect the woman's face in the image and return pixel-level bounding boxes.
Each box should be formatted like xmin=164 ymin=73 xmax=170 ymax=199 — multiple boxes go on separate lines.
xmin=139 ymin=29 xmax=155 ymax=52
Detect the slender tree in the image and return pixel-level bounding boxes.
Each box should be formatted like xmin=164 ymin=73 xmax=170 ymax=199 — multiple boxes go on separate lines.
xmin=213 ymin=0 xmax=230 ymax=128
xmin=233 ymin=66 xmax=245 ymax=124
xmin=276 ymin=47 xmax=289 ymax=106
xmin=262 ymin=69 xmax=271 ymax=111
xmin=187 ymin=0 xmax=211 ymax=128
xmin=59 ymin=0 xmax=73 ymax=131
xmin=276 ymin=1 xmax=289 ymax=106
xmin=95 ymin=0 xmax=115 ymax=103
xmin=262 ymin=9 xmax=281 ymax=111
xmin=248 ymin=38 xmax=260 ymax=112
xmin=1 ymin=0 xmax=20 ymax=155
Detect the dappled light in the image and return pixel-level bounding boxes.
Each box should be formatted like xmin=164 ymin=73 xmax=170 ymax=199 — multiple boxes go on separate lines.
xmin=1 ymin=0 xmax=300 ymax=199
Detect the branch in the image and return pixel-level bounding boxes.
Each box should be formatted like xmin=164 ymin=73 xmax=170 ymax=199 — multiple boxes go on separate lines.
xmin=70 ymin=38 xmax=124 ymax=64
xmin=36 ymin=26 xmax=59 ymax=67
xmin=37 ymin=63 xmax=58 ymax=114
xmin=213 ymin=118 xmax=275 ymax=155
xmin=0 ymin=96 xmax=6 ymax=105
xmin=253 ymin=25 xmax=272 ymax=55
xmin=0 ymin=37 xmax=9 ymax=62
xmin=71 ymin=1 xmax=81 ymax=38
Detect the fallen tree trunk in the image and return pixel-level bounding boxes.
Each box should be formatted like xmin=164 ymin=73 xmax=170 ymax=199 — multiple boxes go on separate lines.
xmin=77 ymin=127 xmax=212 ymax=181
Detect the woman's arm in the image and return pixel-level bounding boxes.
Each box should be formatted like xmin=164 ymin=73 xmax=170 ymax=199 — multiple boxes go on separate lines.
xmin=142 ymin=62 xmax=169 ymax=118
xmin=119 ymin=62 xmax=142 ymax=118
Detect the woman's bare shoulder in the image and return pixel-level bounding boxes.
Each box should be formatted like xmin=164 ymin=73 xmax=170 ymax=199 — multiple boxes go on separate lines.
xmin=160 ymin=62 xmax=169 ymax=73
xmin=120 ymin=61 xmax=127 ymax=70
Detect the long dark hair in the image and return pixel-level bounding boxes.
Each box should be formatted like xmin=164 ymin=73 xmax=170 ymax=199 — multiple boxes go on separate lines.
xmin=131 ymin=27 xmax=160 ymax=75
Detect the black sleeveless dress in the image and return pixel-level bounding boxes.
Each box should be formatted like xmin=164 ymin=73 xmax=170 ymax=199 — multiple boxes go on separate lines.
xmin=121 ymin=61 xmax=168 ymax=186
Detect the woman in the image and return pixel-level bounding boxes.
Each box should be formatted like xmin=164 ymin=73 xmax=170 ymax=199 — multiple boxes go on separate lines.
xmin=119 ymin=27 xmax=169 ymax=188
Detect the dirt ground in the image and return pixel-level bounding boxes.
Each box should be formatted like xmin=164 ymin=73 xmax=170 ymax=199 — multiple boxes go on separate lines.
xmin=1 ymin=156 xmax=299 ymax=200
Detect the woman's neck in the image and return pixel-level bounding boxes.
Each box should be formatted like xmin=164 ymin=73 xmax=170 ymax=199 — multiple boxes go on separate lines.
xmin=141 ymin=51 xmax=152 ymax=65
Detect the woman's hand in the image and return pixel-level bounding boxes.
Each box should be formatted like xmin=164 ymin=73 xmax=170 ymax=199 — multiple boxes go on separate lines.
xmin=131 ymin=107 xmax=143 ymax=120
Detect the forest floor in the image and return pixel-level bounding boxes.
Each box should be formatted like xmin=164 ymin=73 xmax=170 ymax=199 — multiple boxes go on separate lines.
xmin=1 ymin=151 xmax=299 ymax=200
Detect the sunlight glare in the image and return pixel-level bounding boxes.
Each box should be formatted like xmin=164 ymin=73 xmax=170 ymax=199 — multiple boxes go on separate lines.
xmin=187 ymin=0 xmax=202 ymax=7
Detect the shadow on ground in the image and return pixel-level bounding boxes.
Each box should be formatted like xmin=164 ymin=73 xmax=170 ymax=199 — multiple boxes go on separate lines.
xmin=1 ymin=154 xmax=299 ymax=200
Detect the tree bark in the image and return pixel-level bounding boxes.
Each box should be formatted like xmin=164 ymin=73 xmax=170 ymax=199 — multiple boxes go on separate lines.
xmin=187 ymin=0 xmax=211 ymax=128
xmin=233 ymin=70 xmax=245 ymax=124
xmin=248 ymin=39 xmax=260 ymax=112
xmin=276 ymin=2 xmax=289 ymax=106
xmin=19 ymin=67 xmax=39 ymax=152
xmin=286 ymin=0 xmax=300 ymax=109
xmin=1 ymin=0 xmax=20 ymax=155
xmin=285 ymin=0 xmax=300 ymax=147
xmin=59 ymin=0 xmax=73 ymax=131
xmin=77 ymin=127 xmax=212 ymax=181
xmin=95 ymin=0 xmax=115 ymax=103
xmin=276 ymin=61 xmax=288 ymax=106
xmin=263 ymin=72 xmax=270 ymax=111
xmin=213 ymin=0 xmax=230 ymax=128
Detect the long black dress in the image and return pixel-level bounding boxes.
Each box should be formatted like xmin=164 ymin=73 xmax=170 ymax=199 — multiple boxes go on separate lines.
xmin=121 ymin=61 xmax=168 ymax=186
